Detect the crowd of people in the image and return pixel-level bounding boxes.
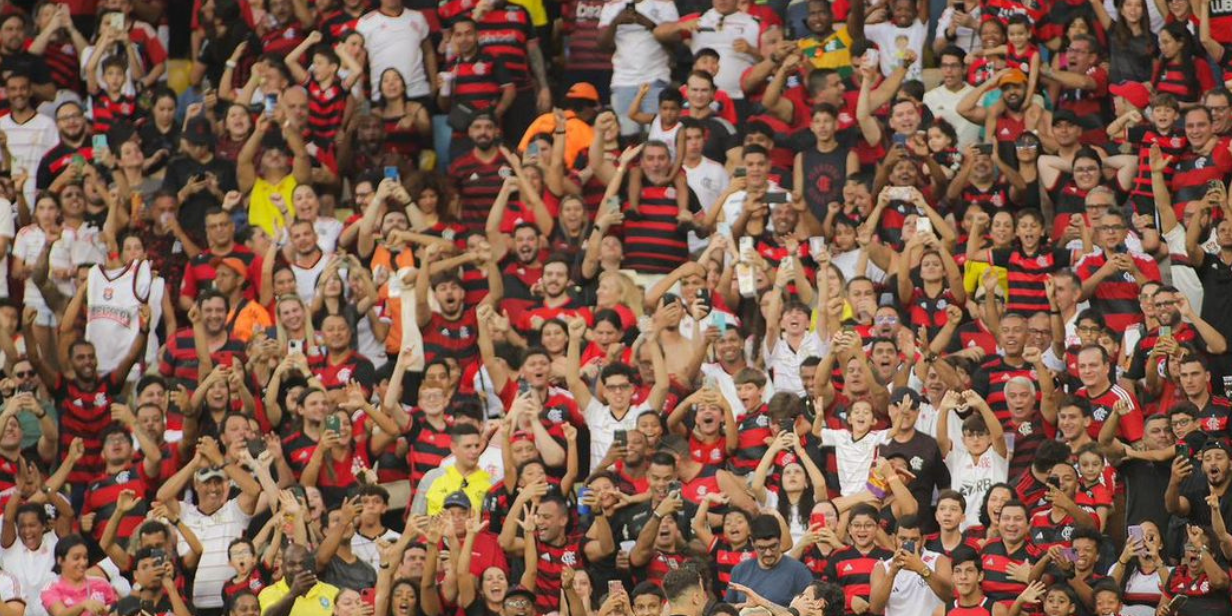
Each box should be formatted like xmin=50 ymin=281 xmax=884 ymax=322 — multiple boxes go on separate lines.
xmin=0 ymin=0 xmax=1229 ymax=616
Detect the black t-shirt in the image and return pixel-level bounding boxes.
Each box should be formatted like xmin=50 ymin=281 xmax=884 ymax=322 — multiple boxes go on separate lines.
xmin=1179 ymin=471 xmax=1232 ymax=530
xmin=879 ymin=431 xmax=950 ymax=531
xmin=0 ymin=51 xmax=52 ymax=87
xmin=161 ymin=154 xmax=238 ymax=239
xmin=1120 ymin=457 xmax=1172 ymax=532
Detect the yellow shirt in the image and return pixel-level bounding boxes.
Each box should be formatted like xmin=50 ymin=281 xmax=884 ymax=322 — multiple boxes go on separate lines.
xmin=424 ymin=465 xmax=493 ymax=516
xmin=799 ymin=27 xmax=854 ymax=76
xmin=249 ymin=175 xmax=298 ymax=236
xmin=258 ymin=579 xmax=339 ymax=616
xmin=508 ymin=0 xmax=547 ymax=26
xmin=962 ymin=261 xmax=1009 ymax=296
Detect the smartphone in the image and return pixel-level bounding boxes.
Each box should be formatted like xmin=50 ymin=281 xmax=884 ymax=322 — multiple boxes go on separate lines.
xmin=976 ymin=143 xmax=994 ymax=155
xmin=107 ymin=12 xmax=124 ymax=31
xmin=150 ymin=548 xmax=165 ymax=567
xmin=1047 ymin=476 xmax=1061 ymax=489
xmin=779 ymin=416 xmax=794 ymax=433
xmin=714 ymin=312 xmax=727 ymax=332
xmin=902 ymin=540 xmax=916 ymax=553
xmin=667 ymin=480 xmax=683 ymax=499
xmin=325 ymin=414 xmax=341 ymax=434
xmin=1060 ymin=547 xmax=1077 ymax=563
xmin=662 ymin=292 xmax=680 ymax=307
xmin=606 ymin=195 xmax=621 ymax=214
xmin=765 ymin=192 xmax=788 ymax=204
xmin=246 ymin=437 xmax=267 ymax=460
xmin=1114 ymin=242 xmax=1129 ymax=254
xmin=891 ymin=133 xmax=910 ymax=146
xmin=527 ymin=141 xmax=541 ymax=158
xmin=809 ymin=512 xmax=828 ymax=528
xmin=263 ymin=93 xmax=277 ymax=117
xmin=608 ymin=580 xmax=625 ymax=597
xmin=863 ymin=48 xmax=879 ymax=68
xmin=734 ymin=167 xmax=747 ymax=178
xmin=614 ymin=430 xmax=628 ymax=447
xmin=201 ymin=75 xmax=212 ymax=92
xmin=92 ymin=134 xmax=108 ymax=155
xmin=1160 ymin=325 xmax=1172 ymax=338
xmin=697 ymin=288 xmax=711 ymax=312
xmin=360 ymin=588 xmax=377 ymax=608
xmin=916 ymin=216 xmax=933 ymax=236
xmin=288 ymin=338 xmax=304 ymax=355
xmin=1127 ymin=525 xmax=1147 ymax=556
xmin=888 ymin=186 xmax=911 ymax=200
xmin=517 ymin=378 xmax=531 ymax=395
xmin=384 ymin=166 xmax=400 ymax=183
xmin=809 ymin=236 xmax=826 ymax=256
xmin=1169 ymin=595 xmax=1188 ymax=613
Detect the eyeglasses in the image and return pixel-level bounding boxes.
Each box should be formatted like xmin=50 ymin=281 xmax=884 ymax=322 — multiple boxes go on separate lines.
xmin=505 ymin=599 xmax=532 ymax=608
xmin=1097 ymin=225 xmax=1127 ymax=232
xmin=1073 ymin=166 xmax=1100 ymax=174
xmin=13 ymin=371 xmax=33 ymax=379
xmin=56 ymin=113 xmax=83 ymax=121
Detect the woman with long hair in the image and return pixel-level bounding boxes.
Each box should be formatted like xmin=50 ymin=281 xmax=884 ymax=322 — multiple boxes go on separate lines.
xmin=752 ymin=428 xmax=829 ymax=545
xmin=376 ymin=68 xmax=431 ymax=163
xmin=138 ymin=87 xmax=182 ymax=178
xmin=41 ymin=534 xmax=117 ymax=616
xmin=302 ymin=403 xmax=373 ymax=507
xmin=274 ymin=294 xmax=320 ymax=356
xmin=406 ymin=172 xmax=463 ymax=245
xmin=1152 ymin=22 xmax=1214 ymax=107
xmin=216 ymin=102 xmax=255 ymax=162
xmin=1101 ymin=0 xmax=1155 ymax=83
xmin=1109 ymin=520 xmax=1168 ymax=616
xmin=693 ymin=501 xmax=754 ymax=597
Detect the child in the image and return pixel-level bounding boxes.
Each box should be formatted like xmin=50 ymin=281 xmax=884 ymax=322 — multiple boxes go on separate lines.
xmin=937 ymin=390 xmax=1008 ymax=529
xmin=222 ymin=537 xmax=269 ymax=600
xmin=1108 ymin=92 xmax=1186 ymax=218
xmin=926 ymin=119 xmax=961 ymax=180
xmin=629 ymin=87 xmax=684 ymax=161
xmin=285 ymin=31 xmax=363 ymax=149
xmin=730 ymin=368 xmax=773 ymax=475
xmin=1074 ymin=443 xmax=1113 ymax=530
xmin=682 ymin=48 xmax=737 ymax=124
xmin=85 ymin=52 xmax=136 ymax=137
xmin=668 ymin=386 xmax=738 ymax=467
xmin=983 ymin=15 xmax=1041 ymax=104
xmin=817 ymin=398 xmax=889 ymax=496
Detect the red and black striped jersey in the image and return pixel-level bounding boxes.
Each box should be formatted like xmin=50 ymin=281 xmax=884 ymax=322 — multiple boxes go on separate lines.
xmin=282 ymin=430 xmax=320 ymax=477
xmin=1075 ymin=384 xmax=1144 ymax=442
xmin=89 ymin=90 xmax=136 ymax=136
xmin=447 ymin=53 xmax=513 ymax=114
xmin=905 ymin=287 xmax=961 ymax=338
xmin=1074 ymin=252 xmax=1161 ymax=333
xmin=980 ymin=539 xmax=1043 ymax=605
xmin=317 ymin=5 xmax=369 ymax=40
xmin=83 ymin=466 xmax=149 ymax=542
xmin=421 ymin=311 xmax=480 ymax=371
xmin=924 ymin=532 xmax=983 ymax=557
xmin=1029 ymin=507 xmax=1099 ymax=549
xmin=53 ymin=373 xmax=127 ymax=484
xmin=731 ymin=405 xmax=771 ymax=474
xmin=1007 ymin=419 xmax=1051 ymax=483
xmin=158 ymin=329 xmax=248 ymax=391
xmin=708 ymin=538 xmax=755 ymax=593
xmin=448 ymin=151 xmax=509 ymax=234
xmin=1151 ymin=58 xmax=1214 ymax=104
xmin=406 ymin=413 xmax=452 ymax=487
xmin=945 ymin=597 xmax=997 ymax=616
xmin=308 ymin=350 xmax=377 ymax=392
xmin=561 ymin=0 xmax=611 ymax=73
xmin=534 ymin=536 xmax=587 ymax=613
xmin=305 ymin=78 xmax=348 ymax=147
xmin=823 ymin=545 xmax=894 ymax=612
xmin=1169 ymin=142 xmax=1232 ymax=210
xmin=988 ymin=247 xmax=1074 ymax=315
xmin=971 ymin=357 xmax=1039 ymax=429
xmin=438 ymin=1 xmax=537 ymax=90
xmin=42 ymin=43 xmax=81 ymax=92
xmin=1123 ymin=126 xmax=1187 ymax=212
xmin=620 ymin=183 xmax=699 ymax=274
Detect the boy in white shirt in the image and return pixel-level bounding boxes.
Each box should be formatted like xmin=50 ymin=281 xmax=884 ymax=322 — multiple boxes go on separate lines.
xmin=936 ymin=390 xmax=1008 ymax=529
xmin=818 ymin=398 xmax=890 ymax=496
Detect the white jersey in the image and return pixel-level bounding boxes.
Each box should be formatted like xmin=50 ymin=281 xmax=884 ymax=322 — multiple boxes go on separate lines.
xmin=945 ymin=447 xmax=1008 ymax=528
xmin=85 ymin=260 xmax=152 ymax=374
xmin=291 ymin=254 xmax=329 ymax=303
xmin=820 ymin=428 xmax=890 ymax=496
xmin=877 ymin=550 xmax=944 ymax=616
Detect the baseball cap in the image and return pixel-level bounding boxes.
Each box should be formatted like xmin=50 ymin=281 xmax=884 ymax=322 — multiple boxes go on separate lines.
xmin=1202 ymin=437 xmax=1232 ymax=455
xmin=1109 ymin=81 xmax=1151 ymax=110
xmin=443 ymin=490 xmax=472 ymax=511
xmin=565 ymin=82 xmax=600 ymax=103
xmin=211 ymin=256 xmax=248 ymax=280
xmin=505 ymin=587 xmax=536 ymax=605
xmin=183 ymin=116 xmax=216 ymax=147
xmin=195 ymin=466 xmax=227 ymax=482
xmin=1052 ymin=109 xmax=1082 ymax=126
xmin=999 ymin=69 xmax=1027 ymax=87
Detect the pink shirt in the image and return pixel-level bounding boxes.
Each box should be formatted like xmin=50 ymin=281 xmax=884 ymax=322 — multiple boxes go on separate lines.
xmin=40 ymin=577 xmax=118 ymax=613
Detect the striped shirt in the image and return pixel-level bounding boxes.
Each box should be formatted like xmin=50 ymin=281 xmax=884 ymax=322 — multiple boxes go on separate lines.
xmin=448 ymin=151 xmax=509 ymax=234
xmin=988 ymin=247 xmax=1074 ymax=315
xmin=1074 ymin=250 xmax=1161 ymax=334
xmin=620 ymin=183 xmax=698 ymax=273
xmin=182 ymin=499 xmax=253 ymax=609
xmin=158 ymin=330 xmax=248 ymax=390
xmin=305 ymin=78 xmax=348 ymax=148
xmin=52 ymin=373 xmax=126 ymax=485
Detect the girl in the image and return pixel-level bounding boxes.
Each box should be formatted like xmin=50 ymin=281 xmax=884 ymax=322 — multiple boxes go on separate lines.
xmin=302 ymin=404 xmax=372 ymax=507
xmin=927 ymin=120 xmax=961 ymax=181
xmin=752 ymin=430 xmax=829 ymax=545
xmin=693 ymin=495 xmax=755 ymax=597
xmin=216 ymin=103 xmax=256 ymax=162
xmin=375 ymin=68 xmax=431 ymax=164
xmin=1151 ymin=22 xmax=1214 ymax=107
xmin=406 ymin=172 xmax=464 ymax=248
xmin=41 ymin=535 xmax=117 ymax=616
xmin=1109 ymin=520 xmax=1168 ymax=616
xmin=1101 ymin=0 xmax=1156 ymax=84
xmin=1074 ymin=443 xmax=1113 ymax=529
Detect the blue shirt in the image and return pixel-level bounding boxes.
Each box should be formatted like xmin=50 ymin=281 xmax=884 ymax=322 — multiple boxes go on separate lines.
xmin=723 ymin=555 xmax=814 ymax=607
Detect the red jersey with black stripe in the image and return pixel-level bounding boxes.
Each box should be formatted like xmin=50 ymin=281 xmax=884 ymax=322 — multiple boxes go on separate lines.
xmin=620 ymin=183 xmax=697 ymax=273
xmin=305 ymin=78 xmax=348 ymax=147
xmin=980 ymin=539 xmax=1043 ymax=605
xmin=823 ymin=545 xmax=893 ymax=612
xmin=534 ymin=536 xmax=587 ymax=613
xmin=1074 ymin=252 xmax=1161 ymax=334
xmin=708 ymin=538 xmax=755 ymax=594
xmin=971 ymin=358 xmax=1039 ymax=429
xmin=52 ymin=373 xmax=127 ymax=484
xmin=988 ymin=247 xmax=1074 ymax=315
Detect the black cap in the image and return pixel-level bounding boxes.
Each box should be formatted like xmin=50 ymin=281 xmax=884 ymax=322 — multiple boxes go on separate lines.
xmin=183 ymin=116 xmax=216 ymax=147
xmin=504 ymin=587 xmax=536 ymax=604
xmin=1052 ymin=109 xmax=1082 ymax=126
xmin=1202 ymin=437 xmax=1232 ymax=455
xmin=443 ymin=490 xmax=472 ymax=511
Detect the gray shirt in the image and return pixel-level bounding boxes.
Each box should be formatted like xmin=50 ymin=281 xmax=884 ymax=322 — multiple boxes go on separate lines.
xmin=724 ymin=555 xmax=813 ymax=607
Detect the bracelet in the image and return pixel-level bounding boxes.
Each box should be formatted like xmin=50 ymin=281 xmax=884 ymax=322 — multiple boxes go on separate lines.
xmin=379 ymin=563 xmax=391 ymax=569
xmin=168 ymin=518 xmax=180 ymax=526
xmin=225 ymin=60 xmax=237 ymax=69
xmin=652 ymin=510 xmax=664 ymax=520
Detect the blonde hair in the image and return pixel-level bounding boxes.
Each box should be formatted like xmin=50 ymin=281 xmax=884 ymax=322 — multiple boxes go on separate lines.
xmin=275 ymin=294 xmax=318 ymax=353
xmin=600 ymin=271 xmax=644 ymax=317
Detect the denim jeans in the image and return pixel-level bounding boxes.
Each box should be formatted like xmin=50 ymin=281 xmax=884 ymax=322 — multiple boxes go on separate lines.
xmin=611 ymin=80 xmax=668 ymax=137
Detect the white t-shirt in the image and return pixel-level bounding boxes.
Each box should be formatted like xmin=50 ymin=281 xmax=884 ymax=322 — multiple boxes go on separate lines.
xmin=181 ymin=499 xmax=253 ymax=609
xmin=356 ymin=9 xmax=432 ymax=100
xmin=0 ymin=113 xmax=57 ymax=207
xmin=876 ymin=550 xmax=944 ymax=616
xmin=923 ymin=83 xmax=981 ymax=148
xmin=864 ymin=20 xmax=927 ymax=80
xmin=1 ymin=532 xmax=57 ymax=616
xmin=687 ymin=9 xmax=761 ymax=99
xmin=763 ymin=330 xmax=825 ymax=396
xmin=598 ymin=0 xmax=678 ymax=88
xmin=585 ymin=397 xmax=646 ymax=470
xmin=292 ymin=253 xmax=330 ymax=303
xmin=820 ymin=428 xmax=890 ymax=496
xmin=717 ymin=181 xmax=788 ymax=230
xmin=648 ymin=117 xmax=682 ymax=160
xmin=699 ymin=362 xmax=775 ymax=420
xmin=945 ymin=446 xmax=1008 ymax=528
xmin=352 ymin=528 xmax=402 ymax=571
xmin=684 ymin=157 xmax=730 ymax=252
xmin=315 ymin=217 xmax=344 ymax=254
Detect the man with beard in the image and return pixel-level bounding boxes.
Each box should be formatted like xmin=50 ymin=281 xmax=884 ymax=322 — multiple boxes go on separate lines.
xmin=309 ymin=314 xmax=375 ymax=393
xmin=1126 ymin=286 xmax=1227 ymax=385
xmin=437 ymin=18 xmax=515 ymax=132
xmin=159 ymin=290 xmax=248 ymax=391
xmin=496 ymin=222 xmax=545 ymax=326
xmin=499 ymin=492 xmax=609 ymax=614
xmin=1169 ymin=107 xmax=1232 ymax=212
xmin=23 ymin=305 xmax=148 ymax=490
xmin=1075 ymin=208 xmax=1161 ymax=333
xmin=0 ymin=13 xmax=54 ymax=108
xmin=957 ymin=69 xmax=1052 ymax=165
xmin=35 ymin=100 xmax=91 ymax=192
xmin=1100 ymin=413 xmax=1175 ymax=532
xmin=287 ymin=219 xmax=327 ymax=303
xmin=700 ymin=327 xmax=774 ymax=414
xmin=794 ymin=0 xmax=862 ymax=74
xmin=725 ymin=515 xmax=813 ymax=606
xmin=519 ymin=254 xmax=587 ymax=332
xmin=416 ymin=245 xmax=485 ymax=372
xmin=449 ymin=113 xmax=509 ymax=234
xmin=179 ymin=208 xmax=263 ymax=312
xmin=0 ymin=72 xmax=57 ymax=206
xmin=1167 ymin=439 xmax=1232 ymax=531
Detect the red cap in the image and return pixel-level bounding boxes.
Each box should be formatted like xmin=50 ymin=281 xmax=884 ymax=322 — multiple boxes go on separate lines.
xmin=1110 ymin=81 xmax=1151 ymax=110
